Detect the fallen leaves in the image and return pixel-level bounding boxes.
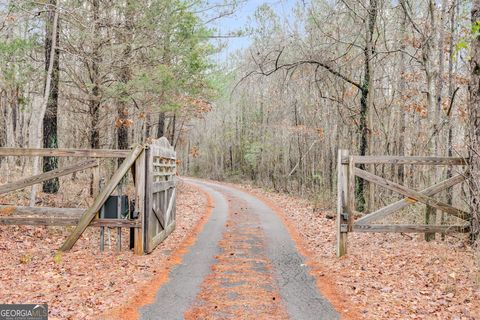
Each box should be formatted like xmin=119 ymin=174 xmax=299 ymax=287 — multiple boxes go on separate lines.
xmin=0 ymin=206 xmax=15 ymax=216
xmin=0 ymin=182 xmax=207 ymax=320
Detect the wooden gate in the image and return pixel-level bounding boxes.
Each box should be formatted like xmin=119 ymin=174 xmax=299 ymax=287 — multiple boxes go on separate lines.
xmin=0 ymin=137 xmax=177 ymax=255
xmin=143 ymin=137 xmax=177 ymax=253
xmin=336 ymin=149 xmax=470 ymax=257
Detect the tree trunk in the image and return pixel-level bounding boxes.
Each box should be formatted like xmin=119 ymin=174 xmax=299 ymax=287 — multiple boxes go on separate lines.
xmin=42 ymin=0 xmax=60 ymax=194
xmin=397 ymin=0 xmax=407 ymax=185
xmin=30 ymin=3 xmax=59 ymax=206
xmin=424 ymin=0 xmax=440 ymax=241
xmin=469 ymin=0 xmax=480 ymax=241
xmin=90 ymin=0 xmax=101 ymax=150
xmin=445 ymin=0 xmax=458 ymax=237
xmin=156 ymin=112 xmax=165 ymax=138
xmin=117 ymin=105 xmax=129 ymax=150
xmin=170 ymin=113 xmax=176 ymax=143
xmin=357 ymin=0 xmax=378 ymax=212
xmin=88 ymin=0 xmax=101 ymax=196
xmin=116 ymin=1 xmax=133 ymax=157
xmin=0 ymin=92 xmax=4 ymax=150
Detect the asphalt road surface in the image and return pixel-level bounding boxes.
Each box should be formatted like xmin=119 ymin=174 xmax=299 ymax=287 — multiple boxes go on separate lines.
xmin=140 ymin=179 xmax=339 ymax=320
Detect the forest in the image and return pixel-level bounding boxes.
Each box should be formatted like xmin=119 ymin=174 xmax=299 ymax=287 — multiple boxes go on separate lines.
xmin=1 ymin=0 xmax=479 ymax=214
xmin=1 ymin=0 xmax=480 ymax=319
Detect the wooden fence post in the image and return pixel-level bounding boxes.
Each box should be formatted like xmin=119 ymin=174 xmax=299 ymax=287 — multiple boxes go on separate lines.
xmin=348 ymin=155 xmax=356 ymax=231
xmin=92 ymin=164 xmax=100 ymax=197
xmin=337 ymin=149 xmax=349 ymax=257
xmin=134 ymin=148 xmax=146 ymax=255
xmin=144 ymin=146 xmax=153 ymax=253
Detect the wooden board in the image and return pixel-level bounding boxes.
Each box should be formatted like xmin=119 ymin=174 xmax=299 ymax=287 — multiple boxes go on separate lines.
xmin=0 ymin=159 xmax=98 ymax=195
xmin=152 ymin=180 xmax=176 ymax=193
xmin=342 ymin=156 xmax=468 ymax=166
xmin=0 ymin=205 xmax=85 ymax=217
xmin=0 ymin=148 xmax=130 ymax=158
xmin=0 ymin=216 xmax=140 ymax=228
xmin=144 ymin=145 xmax=154 ymax=253
xmin=148 ymin=221 xmax=176 ymax=251
xmin=352 ymin=224 xmax=470 ymax=233
xmin=347 ymin=155 xmax=355 ymax=231
xmin=336 ymin=149 xmax=349 ymax=257
xmin=133 ymin=149 xmax=146 ymax=255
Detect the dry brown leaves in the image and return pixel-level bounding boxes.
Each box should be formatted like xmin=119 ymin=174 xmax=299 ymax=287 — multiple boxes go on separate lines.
xmin=0 ymin=182 xmax=206 ymax=320
xmin=237 ymin=184 xmax=480 ymax=320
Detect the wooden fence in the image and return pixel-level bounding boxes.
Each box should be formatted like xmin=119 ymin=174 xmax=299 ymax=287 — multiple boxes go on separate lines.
xmin=337 ymin=149 xmax=470 ymax=257
xmin=0 ymin=137 xmax=177 ymax=255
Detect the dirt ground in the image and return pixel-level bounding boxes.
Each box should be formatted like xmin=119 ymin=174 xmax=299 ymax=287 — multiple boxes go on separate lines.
xmin=0 ymin=182 xmax=208 ymax=320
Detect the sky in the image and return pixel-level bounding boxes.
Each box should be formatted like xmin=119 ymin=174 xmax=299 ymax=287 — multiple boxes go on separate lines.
xmin=206 ymin=0 xmax=299 ymax=62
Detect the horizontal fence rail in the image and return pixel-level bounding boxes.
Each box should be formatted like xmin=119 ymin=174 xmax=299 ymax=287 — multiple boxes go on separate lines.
xmin=0 ymin=216 xmax=141 ymax=228
xmin=352 ymin=224 xmax=470 ymax=233
xmin=0 ymin=147 xmax=131 ymax=158
xmin=341 ymin=155 xmax=469 ymax=165
xmin=0 ymin=160 xmax=98 ymax=195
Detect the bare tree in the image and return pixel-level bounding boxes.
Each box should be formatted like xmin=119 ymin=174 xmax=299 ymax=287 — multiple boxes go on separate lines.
xmin=42 ymin=0 xmax=60 ymax=194
xmin=30 ymin=2 xmax=59 ymax=205
xmin=469 ymin=0 xmax=480 ymax=240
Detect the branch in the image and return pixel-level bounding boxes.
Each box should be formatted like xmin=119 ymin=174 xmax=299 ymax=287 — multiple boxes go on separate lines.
xmin=259 ymin=58 xmax=363 ymax=90
xmin=288 ymin=140 xmax=318 ymax=176
xmin=399 ymin=0 xmax=424 ymax=36
xmin=424 ymin=87 xmax=460 ymax=148
xmin=235 ymin=48 xmax=364 ymax=98
xmin=447 ymin=87 xmax=460 ymax=117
